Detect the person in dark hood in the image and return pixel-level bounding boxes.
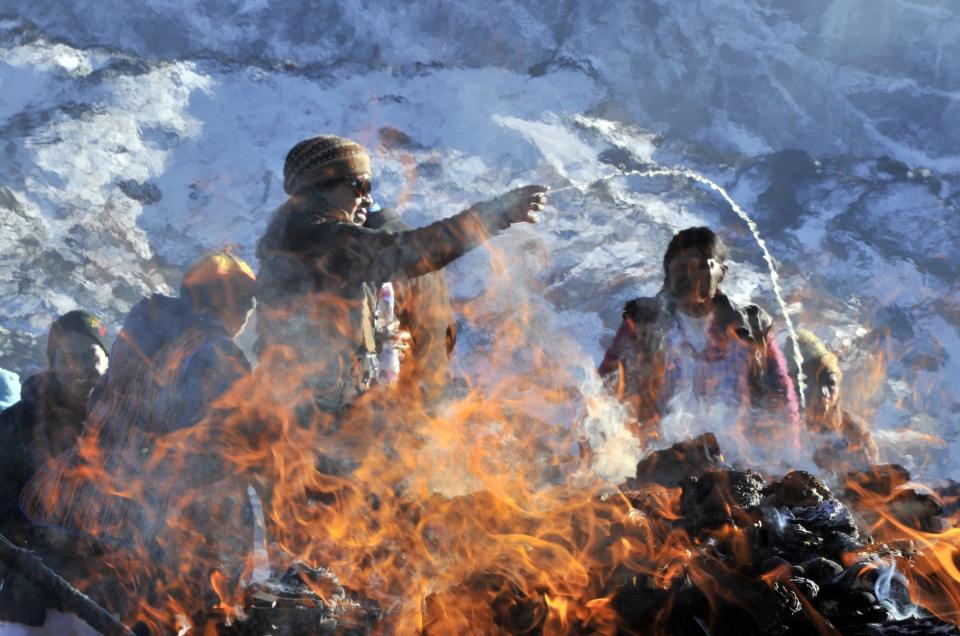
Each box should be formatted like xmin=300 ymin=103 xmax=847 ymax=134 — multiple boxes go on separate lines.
xmin=792 ymin=329 xmax=879 ymax=472
xmin=89 ymin=250 xmax=256 ymax=440
xmin=0 ymin=310 xmax=109 ymax=625
xmin=599 ymin=227 xmax=800 ymax=445
xmin=364 ymin=204 xmax=457 ymax=403
xmin=255 ymin=135 xmax=548 ymax=416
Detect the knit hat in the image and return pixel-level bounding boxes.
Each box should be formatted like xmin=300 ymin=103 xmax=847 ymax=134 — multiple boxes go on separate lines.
xmin=792 ymin=329 xmax=841 ymax=380
xmin=283 ymin=135 xmax=371 ymax=195
xmin=47 ymin=310 xmax=111 ymax=364
xmin=181 ymin=250 xmax=257 ymax=312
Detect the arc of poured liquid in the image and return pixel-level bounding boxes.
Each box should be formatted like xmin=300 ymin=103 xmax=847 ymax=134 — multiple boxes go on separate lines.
xmin=552 ymin=166 xmax=807 ymax=408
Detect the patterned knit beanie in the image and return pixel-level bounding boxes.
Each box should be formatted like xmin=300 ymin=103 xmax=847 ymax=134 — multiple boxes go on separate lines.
xmin=283 ymin=135 xmax=371 ymax=195
xmin=47 ymin=310 xmax=111 ymax=364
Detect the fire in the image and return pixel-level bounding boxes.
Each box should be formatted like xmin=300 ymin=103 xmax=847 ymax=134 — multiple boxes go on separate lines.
xmin=843 ymin=472 xmax=960 ymax=623
xmin=23 ymin=309 xmax=958 ymax=635
xmin=10 ymin=172 xmax=960 ymax=636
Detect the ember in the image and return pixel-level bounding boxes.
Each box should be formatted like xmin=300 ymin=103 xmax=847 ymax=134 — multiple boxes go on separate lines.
xmin=214 ymin=563 xmax=380 ymax=636
xmin=610 ymin=438 xmax=960 ymax=635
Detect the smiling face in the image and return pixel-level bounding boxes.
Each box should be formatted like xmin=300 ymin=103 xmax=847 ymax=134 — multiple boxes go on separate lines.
xmin=666 ymin=247 xmax=726 ymax=316
xmin=51 ymin=332 xmax=108 ymax=407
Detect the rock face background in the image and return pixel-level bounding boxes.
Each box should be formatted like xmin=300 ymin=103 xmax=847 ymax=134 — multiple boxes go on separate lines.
xmin=0 ymin=1 xmax=957 ymax=480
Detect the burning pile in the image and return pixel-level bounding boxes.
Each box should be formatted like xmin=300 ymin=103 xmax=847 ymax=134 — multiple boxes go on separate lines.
xmin=8 ymin=378 xmax=960 ymax=635
xmin=153 ymin=430 xmax=958 ymax=636
xmin=613 ymin=434 xmax=959 ymax=635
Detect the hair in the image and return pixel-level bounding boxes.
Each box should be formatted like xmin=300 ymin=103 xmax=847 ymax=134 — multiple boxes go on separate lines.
xmin=794 ymin=328 xmax=842 ymax=381
xmin=181 ymin=251 xmax=256 ymax=314
xmin=662 ymin=226 xmax=729 ymax=281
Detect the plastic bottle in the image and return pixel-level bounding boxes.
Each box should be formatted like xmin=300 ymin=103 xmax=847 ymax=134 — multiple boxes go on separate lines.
xmin=378 ymin=282 xmax=400 ymax=384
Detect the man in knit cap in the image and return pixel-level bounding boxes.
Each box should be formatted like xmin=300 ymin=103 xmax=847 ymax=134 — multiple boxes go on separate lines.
xmin=0 ymin=310 xmax=109 ymax=625
xmin=255 ymin=134 xmax=548 ymax=416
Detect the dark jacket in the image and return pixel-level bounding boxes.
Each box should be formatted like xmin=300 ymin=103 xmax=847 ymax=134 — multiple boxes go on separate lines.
xmin=0 ymin=372 xmax=86 ymax=624
xmin=365 ymin=207 xmax=457 ymax=400
xmin=92 ymin=293 xmax=250 ymax=440
xmin=599 ymin=290 xmax=800 ymax=439
xmin=0 ymin=372 xmax=85 ymax=540
xmin=255 ymin=196 xmax=507 ymax=412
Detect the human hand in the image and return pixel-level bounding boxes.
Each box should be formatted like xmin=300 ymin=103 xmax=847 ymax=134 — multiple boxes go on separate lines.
xmin=388 ymin=327 xmax=412 ymax=361
xmin=481 ymin=185 xmax=550 ymax=225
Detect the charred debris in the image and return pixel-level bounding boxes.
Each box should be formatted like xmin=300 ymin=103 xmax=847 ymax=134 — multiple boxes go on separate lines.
xmin=102 ymin=435 xmax=960 ymax=634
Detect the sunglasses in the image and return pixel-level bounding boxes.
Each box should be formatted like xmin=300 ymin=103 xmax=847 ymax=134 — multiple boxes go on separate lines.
xmin=323 ymin=176 xmax=372 ymax=197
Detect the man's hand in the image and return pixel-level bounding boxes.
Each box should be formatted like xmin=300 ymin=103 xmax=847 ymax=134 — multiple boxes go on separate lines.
xmin=385 ymin=325 xmax=412 ymax=361
xmin=478 ymin=185 xmax=550 ymax=226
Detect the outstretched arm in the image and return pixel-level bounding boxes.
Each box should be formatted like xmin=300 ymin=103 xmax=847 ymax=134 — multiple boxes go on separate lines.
xmin=289 ymin=186 xmax=548 ymax=285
